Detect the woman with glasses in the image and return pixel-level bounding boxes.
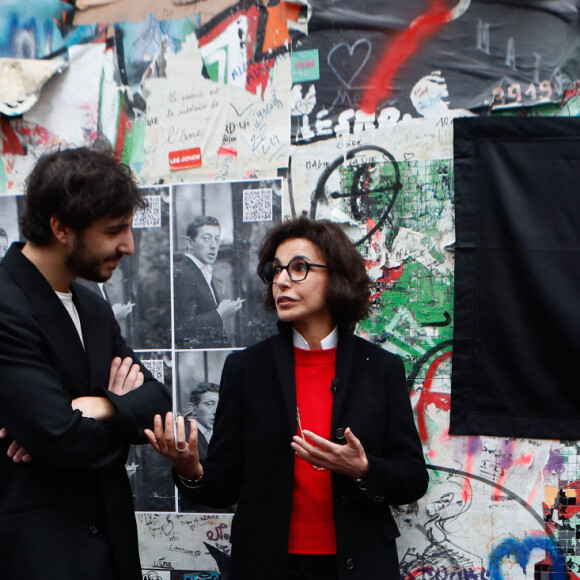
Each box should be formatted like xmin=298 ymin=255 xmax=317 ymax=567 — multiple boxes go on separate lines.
xmin=146 ymin=217 xmax=429 ymax=580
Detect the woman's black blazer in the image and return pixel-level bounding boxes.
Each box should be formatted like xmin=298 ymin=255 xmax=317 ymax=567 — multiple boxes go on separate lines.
xmin=178 ymin=322 xmax=429 ymax=580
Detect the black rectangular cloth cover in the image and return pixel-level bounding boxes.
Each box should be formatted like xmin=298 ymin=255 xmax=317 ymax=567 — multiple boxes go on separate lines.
xmin=451 ymin=117 xmax=580 ymax=439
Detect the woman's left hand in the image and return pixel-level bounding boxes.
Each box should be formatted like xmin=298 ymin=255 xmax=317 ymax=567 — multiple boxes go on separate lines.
xmin=291 ymin=427 xmax=369 ymax=479
xmin=144 ymin=412 xmax=203 ymax=482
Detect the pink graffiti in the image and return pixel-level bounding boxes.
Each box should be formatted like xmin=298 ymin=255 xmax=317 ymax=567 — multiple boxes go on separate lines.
xmin=461 ymin=437 xmax=482 ymax=501
xmin=491 ymin=439 xmax=517 ymax=502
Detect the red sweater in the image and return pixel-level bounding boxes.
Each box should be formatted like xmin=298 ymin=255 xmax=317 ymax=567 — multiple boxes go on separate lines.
xmin=288 ymin=347 xmax=337 ymax=554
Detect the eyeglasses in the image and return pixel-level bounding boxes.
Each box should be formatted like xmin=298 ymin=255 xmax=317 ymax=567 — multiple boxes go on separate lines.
xmin=259 ymin=257 xmax=328 ymax=285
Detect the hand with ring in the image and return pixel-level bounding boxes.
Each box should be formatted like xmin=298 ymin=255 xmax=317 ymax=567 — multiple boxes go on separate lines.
xmin=291 ymin=427 xmax=369 ymax=479
xmin=145 ymin=412 xmax=203 ymax=481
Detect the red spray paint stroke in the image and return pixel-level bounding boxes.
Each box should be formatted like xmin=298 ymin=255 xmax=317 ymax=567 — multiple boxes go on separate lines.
xmin=360 ymin=0 xmax=452 ymax=114
xmin=491 ymin=446 xmax=535 ymax=504
xmin=371 ymin=265 xmax=404 ymax=302
xmin=197 ymin=6 xmax=269 ymax=96
xmin=114 ymin=97 xmax=129 ymax=162
xmin=246 ymin=59 xmax=276 ymax=98
xmin=217 ymin=146 xmax=238 ymax=157
xmin=364 ymin=217 xmax=405 ymax=299
xmin=1 ymin=119 xmax=25 ymax=155
xmin=491 ymin=440 xmax=518 ymax=502
xmin=415 ymin=349 xmax=452 ymax=443
xmin=198 ymin=6 xmax=259 ymax=49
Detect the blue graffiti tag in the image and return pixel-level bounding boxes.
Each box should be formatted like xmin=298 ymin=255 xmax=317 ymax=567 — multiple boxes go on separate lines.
xmin=488 ymin=536 xmax=565 ymax=580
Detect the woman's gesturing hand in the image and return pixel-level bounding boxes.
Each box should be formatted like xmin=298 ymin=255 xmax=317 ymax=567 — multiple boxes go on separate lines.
xmin=145 ymin=412 xmax=203 ymax=482
xmin=291 ymin=427 xmax=369 ymax=479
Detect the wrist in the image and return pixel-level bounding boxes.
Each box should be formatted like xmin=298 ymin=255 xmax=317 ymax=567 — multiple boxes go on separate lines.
xmin=178 ymin=466 xmax=204 ymax=487
xmin=176 ymin=462 xmax=203 ymax=482
xmin=352 ymin=456 xmax=369 ymax=480
xmin=71 ymin=396 xmax=116 ymax=421
xmin=98 ymin=398 xmax=117 ymax=421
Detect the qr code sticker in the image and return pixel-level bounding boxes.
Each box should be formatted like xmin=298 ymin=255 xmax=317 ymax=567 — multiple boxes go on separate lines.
xmin=141 ymin=359 xmax=164 ymax=383
xmin=242 ymin=188 xmax=273 ymax=222
xmin=133 ymin=195 xmax=161 ymax=228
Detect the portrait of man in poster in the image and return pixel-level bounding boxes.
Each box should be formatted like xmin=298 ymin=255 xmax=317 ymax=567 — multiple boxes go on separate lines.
xmin=175 ymin=350 xmax=236 ymax=513
xmin=174 ymin=214 xmax=243 ymax=348
xmin=172 ymin=180 xmax=281 ymax=350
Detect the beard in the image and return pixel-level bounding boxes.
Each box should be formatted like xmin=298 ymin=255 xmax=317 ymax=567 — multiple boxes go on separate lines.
xmin=66 ymin=234 xmax=122 ymax=282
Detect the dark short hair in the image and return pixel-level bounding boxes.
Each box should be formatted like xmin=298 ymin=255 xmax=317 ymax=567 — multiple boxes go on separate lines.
xmin=257 ymin=216 xmax=371 ymax=326
xmin=186 ymin=216 xmax=220 ymax=240
xmin=190 ymin=381 xmax=219 ymax=407
xmin=21 ymin=146 xmax=144 ymax=245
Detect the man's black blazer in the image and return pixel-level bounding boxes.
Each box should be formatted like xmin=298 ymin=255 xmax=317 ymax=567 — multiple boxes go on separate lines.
xmin=173 ymin=255 xmax=229 ymax=349
xmin=0 ymin=244 xmax=171 ymax=580
xmin=177 ymin=322 xmax=429 ymax=580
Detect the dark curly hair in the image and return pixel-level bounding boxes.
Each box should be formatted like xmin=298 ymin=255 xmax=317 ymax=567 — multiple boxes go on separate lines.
xmin=257 ymin=217 xmax=371 ymax=326
xmin=21 ymin=145 xmax=144 ymax=246
xmin=186 ymin=216 xmax=220 ymax=240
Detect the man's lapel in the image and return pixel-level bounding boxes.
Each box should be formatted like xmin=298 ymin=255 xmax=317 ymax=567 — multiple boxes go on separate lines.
xmin=330 ymin=331 xmax=355 ymax=434
xmin=38 ymin=308 xmax=90 ymax=396
xmin=73 ymin=286 xmax=111 ymax=392
xmin=4 ymin=244 xmax=90 ymax=396
xmin=271 ymin=331 xmax=298 ymax=437
xmin=210 ymin=280 xmax=221 ymax=305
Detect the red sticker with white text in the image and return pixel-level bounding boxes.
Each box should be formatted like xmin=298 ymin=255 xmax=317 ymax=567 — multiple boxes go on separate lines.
xmin=168 ymin=147 xmax=202 ymax=170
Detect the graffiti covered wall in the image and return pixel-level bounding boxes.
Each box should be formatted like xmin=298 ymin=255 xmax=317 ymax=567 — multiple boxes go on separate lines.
xmin=2 ymin=0 xmax=580 ymax=577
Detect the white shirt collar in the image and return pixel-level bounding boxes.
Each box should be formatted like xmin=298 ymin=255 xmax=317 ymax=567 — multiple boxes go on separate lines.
xmin=55 ymin=290 xmax=85 ymax=348
xmin=185 ymin=253 xmax=214 ymax=284
xmin=197 ymin=422 xmax=212 ymax=443
xmin=292 ymin=326 xmax=338 ymax=350
xmin=185 ymin=252 xmax=212 ymax=271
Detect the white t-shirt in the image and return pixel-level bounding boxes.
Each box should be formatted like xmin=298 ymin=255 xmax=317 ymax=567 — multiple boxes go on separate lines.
xmin=55 ymin=290 xmax=85 ymax=348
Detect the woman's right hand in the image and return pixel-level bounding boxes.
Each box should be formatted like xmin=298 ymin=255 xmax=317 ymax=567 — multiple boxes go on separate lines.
xmin=145 ymin=412 xmax=203 ymax=481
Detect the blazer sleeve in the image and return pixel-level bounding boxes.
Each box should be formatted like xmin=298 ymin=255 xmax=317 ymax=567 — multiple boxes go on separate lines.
xmin=0 ymin=298 xmax=170 ymax=471
xmin=102 ymin=312 xmax=172 ymax=444
xmin=348 ymin=355 xmax=429 ymax=507
xmin=0 ymin=304 xmax=125 ymax=471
